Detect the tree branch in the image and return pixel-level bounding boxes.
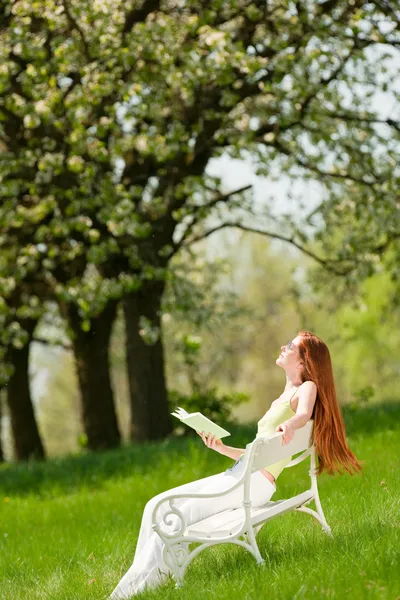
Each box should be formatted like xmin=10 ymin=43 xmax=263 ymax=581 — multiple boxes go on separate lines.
xmin=252 ymin=41 xmax=358 ymax=142
xmin=172 ymin=184 xmax=253 ymax=252
xmin=62 ymin=0 xmax=92 ymax=61
xmin=320 ymin=111 xmax=400 ymax=133
xmin=258 ymin=137 xmax=383 ymax=188
xmin=32 ymin=336 xmax=72 ymax=351
xmin=123 ymin=0 xmax=161 ymax=35
xmin=182 ymin=221 xmax=351 ymax=276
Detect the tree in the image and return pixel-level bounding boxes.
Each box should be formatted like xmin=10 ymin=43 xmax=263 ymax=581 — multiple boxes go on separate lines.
xmin=0 ymin=278 xmax=46 ymax=459
xmin=0 ymin=389 xmax=4 ymax=461
xmin=1 ymin=0 xmax=399 ymax=448
xmin=61 ymin=298 xmax=121 ymax=450
xmin=5 ymin=317 xmax=45 ymax=459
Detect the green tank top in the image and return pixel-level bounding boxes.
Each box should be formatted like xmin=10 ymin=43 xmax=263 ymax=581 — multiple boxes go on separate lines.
xmin=255 ymin=386 xmax=299 ymax=480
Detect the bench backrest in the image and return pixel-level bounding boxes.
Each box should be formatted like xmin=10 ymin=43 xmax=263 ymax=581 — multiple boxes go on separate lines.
xmin=247 ymin=420 xmax=314 ymax=473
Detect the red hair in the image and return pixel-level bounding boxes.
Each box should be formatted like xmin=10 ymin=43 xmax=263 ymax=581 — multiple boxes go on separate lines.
xmin=297 ymin=330 xmax=362 ymax=476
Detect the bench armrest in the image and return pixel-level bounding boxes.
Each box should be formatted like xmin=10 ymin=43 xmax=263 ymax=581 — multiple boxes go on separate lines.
xmin=151 ymin=472 xmax=247 ymax=537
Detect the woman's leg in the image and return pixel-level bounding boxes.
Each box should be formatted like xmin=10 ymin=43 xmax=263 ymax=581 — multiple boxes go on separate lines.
xmin=109 ymin=471 xmax=275 ymax=599
xmin=109 ymin=472 xmax=226 ymax=600
xmin=133 ymin=472 xmax=225 ymax=562
xmin=172 ymin=470 xmax=275 ymax=530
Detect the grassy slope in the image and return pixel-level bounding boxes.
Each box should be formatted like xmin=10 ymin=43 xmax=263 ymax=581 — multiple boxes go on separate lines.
xmin=0 ymin=403 xmax=399 ymax=600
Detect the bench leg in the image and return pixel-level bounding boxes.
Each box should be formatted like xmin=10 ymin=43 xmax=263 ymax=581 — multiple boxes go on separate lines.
xmin=246 ymin=526 xmax=265 ymax=565
xmin=296 ymin=504 xmax=332 ymax=536
xmin=163 ymin=542 xmax=190 ymax=588
xmin=313 ymin=490 xmax=332 ymax=535
xmin=306 ymin=449 xmax=332 ymax=536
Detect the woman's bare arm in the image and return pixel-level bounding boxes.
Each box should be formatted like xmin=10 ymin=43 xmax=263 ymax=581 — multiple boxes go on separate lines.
xmin=276 ymin=381 xmax=317 ymax=444
xmin=198 ymin=431 xmax=245 ymax=460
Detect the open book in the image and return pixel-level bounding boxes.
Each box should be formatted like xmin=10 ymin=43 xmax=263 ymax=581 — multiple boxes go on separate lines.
xmin=171 ymin=407 xmax=231 ymax=439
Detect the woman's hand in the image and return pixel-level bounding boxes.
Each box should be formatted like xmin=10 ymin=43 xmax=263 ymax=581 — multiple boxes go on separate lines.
xmin=197 ymin=432 xmax=225 ymax=454
xmin=276 ymin=421 xmax=295 ymax=445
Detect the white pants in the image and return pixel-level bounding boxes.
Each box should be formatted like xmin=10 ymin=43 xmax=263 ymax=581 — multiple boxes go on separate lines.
xmin=109 ymin=461 xmax=276 ymax=599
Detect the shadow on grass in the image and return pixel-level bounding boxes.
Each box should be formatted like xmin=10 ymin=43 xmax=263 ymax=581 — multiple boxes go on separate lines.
xmin=0 ymin=401 xmax=398 ymax=499
xmin=0 ymin=425 xmax=255 ymax=499
xmin=0 ymin=435 xmax=201 ymax=498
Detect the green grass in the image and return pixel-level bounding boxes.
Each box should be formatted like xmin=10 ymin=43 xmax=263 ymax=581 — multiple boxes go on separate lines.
xmin=1 ymin=402 xmax=399 ymax=600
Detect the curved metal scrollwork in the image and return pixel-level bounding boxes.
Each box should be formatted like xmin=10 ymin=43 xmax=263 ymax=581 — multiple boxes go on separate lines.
xmin=162 ymin=539 xmax=190 ymax=587
xmin=173 ymin=543 xmax=189 ymax=567
xmin=157 ymin=500 xmax=187 ymax=538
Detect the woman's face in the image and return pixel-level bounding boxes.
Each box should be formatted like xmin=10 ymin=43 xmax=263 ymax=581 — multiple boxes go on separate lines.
xmin=276 ymin=335 xmax=303 ymax=371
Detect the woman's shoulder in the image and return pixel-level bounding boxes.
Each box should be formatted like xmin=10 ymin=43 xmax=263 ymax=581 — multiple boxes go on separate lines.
xmin=300 ymin=380 xmax=317 ymax=389
xmin=298 ymin=380 xmax=318 ymax=398
xmin=290 ymin=381 xmax=317 ymax=414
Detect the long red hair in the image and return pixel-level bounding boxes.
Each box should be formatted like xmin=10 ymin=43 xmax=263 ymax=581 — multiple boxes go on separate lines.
xmin=297 ymin=330 xmax=362 ymax=476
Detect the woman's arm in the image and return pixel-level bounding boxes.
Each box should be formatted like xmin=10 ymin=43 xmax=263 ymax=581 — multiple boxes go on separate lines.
xmin=198 ymin=432 xmax=245 ymax=460
xmin=276 ymin=380 xmax=317 ymax=445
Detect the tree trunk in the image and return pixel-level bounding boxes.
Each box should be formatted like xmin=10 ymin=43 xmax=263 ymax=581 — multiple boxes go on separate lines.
xmin=123 ymin=282 xmax=173 ymax=441
xmin=0 ymin=390 xmax=4 ymax=462
xmin=67 ymin=301 xmax=121 ymax=451
xmin=6 ymin=319 xmax=45 ymax=461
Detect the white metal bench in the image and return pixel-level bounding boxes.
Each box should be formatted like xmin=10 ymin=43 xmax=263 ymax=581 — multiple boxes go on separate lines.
xmin=152 ymin=420 xmax=331 ymax=587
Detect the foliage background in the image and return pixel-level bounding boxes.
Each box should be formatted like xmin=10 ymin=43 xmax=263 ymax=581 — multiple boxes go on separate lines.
xmin=3 ymin=231 xmax=398 ymax=458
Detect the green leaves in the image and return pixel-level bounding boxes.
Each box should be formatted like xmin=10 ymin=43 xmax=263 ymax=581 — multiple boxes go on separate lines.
xmin=0 ymin=0 xmax=399 ymax=386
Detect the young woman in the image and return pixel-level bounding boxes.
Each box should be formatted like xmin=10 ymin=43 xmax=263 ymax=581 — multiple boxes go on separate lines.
xmin=109 ymin=330 xmax=361 ymax=599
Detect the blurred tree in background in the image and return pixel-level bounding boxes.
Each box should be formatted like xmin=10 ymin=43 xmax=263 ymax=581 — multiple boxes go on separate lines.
xmin=0 ymin=0 xmax=399 ymax=459
xmin=11 ymin=232 xmax=399 ymax=458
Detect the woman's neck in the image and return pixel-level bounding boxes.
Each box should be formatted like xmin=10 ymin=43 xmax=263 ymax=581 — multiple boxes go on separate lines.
xmin=285 ymin=374 xmax=302 ymax=389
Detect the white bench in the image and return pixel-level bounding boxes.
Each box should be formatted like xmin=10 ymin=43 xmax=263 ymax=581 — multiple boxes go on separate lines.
xmin=152 ymin=420 xmax=331 ymax=587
